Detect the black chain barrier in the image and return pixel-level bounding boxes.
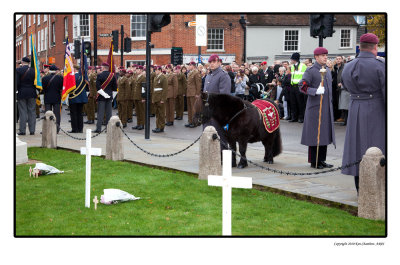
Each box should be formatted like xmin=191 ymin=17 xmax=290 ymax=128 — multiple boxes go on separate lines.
xmin=119 ymin=127 xmax=202 ymax=158
xmin=216 ymin=135 xmax=361 ymax=176
xmin=47 ymin=117 xmax=107 ymax=140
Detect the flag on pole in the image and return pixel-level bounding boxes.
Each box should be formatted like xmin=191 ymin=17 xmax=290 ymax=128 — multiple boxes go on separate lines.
xmin=61 ymin=38 xmax=76 ymax=101
xmin=30 ymin=34 xmax=42 ymax=90
xmin=107 ymin=40 xmax=115 ymax=74
xmin=80 ymin=38 xmax=88 ymax=83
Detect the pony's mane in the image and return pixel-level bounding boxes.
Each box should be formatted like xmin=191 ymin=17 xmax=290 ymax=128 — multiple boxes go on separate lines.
xmin=206 ymin=93 xmax=249 ymax=124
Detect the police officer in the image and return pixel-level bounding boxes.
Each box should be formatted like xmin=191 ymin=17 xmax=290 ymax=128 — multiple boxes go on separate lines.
xmin=68 ymin=65 xmax=89 ymax=133
xmin=185 ymin=61 xmax=202 ymax=128
xmin=152 ymin=66 xmax=168 ymax=133
xmin=16 ymin=57 xmax=37 ymax=135
xmin=84 ymin=66 xmax=97 ymax=124
xmin=132 ymin=65 xmax=146 ymax=130
xmin=94 ymin=62 xmax=117 ymax=133
xmin=299 ymin=47 xmax=335 ymax=169
xmin=42 ymin=64 xmax=64 ymax=133
xmin=290 ymin=52 xmax=307 ymax=123
xmin=165 ymin=64 xmax=178 ymax=126
xmin=341 ymin=33 xmax=385 ymax=193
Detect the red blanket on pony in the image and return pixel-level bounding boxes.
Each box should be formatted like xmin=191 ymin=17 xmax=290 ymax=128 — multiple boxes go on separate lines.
xmin=252 ymin=99 xmax=280 ymax=133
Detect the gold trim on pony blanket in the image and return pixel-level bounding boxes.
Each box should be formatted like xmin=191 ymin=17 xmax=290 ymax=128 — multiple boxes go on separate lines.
xmin=251 ymin=99 xmax=280 ymax=133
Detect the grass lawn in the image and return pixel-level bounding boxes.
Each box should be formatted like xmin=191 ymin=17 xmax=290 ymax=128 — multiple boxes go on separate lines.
xmin=15 ymin=147 xmax=385 ymax=236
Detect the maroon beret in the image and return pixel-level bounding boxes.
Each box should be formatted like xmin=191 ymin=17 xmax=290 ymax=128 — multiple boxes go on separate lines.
xmin=360 ymin=33 xmax=379 ymax=44
xmin=314 ymin=47 xmax=329 ymax=56
xmin=101 ymin=62 xmax=110 ymax=67
xmin=127 ymin=70 xmax=133 ymax=74
xmin=189 ymin=61 xmax=196 ymax=66
xmin=260 ymin=61 xmax=267 ymax=66
xmin=88 ymin=66 xmax=94 ymax=70
xmin=208 ymin=54 xmax=220 ymax=63
xmin=154 ymin=66 xmax=162 ymax=71
xmin=137 ymin=65 xmax=144 ymax=70
xmin=43 ymin=64 xmax=50 ymax=68
xmin=175 ymin=65 xmax=181 ymax=70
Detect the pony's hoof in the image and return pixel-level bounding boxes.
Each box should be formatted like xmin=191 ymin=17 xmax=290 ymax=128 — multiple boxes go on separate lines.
xmin=232 ymin=163 xmax=237 ymax=168
xmin=264 ymin=160 xmax=273 ymax=164
xmin=237 ymin=164 xmax=248 ymax=169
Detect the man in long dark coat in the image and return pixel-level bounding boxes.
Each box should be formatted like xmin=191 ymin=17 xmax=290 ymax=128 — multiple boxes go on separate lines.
xmin=341 ymin=33 xmax=386 ymax=193
xmin=299 ymin=47 xmax=336 ymax=169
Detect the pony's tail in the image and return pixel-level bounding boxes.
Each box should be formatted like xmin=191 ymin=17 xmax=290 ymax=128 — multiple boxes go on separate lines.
xmin=273 ymin=128 xmax=283 ymax=157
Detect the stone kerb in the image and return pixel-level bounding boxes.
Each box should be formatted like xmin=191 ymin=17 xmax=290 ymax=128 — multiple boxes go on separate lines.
xmin=41 ymin=111 xmax=57 ymax=149
xmin=198 ymin=126 xmax=222 ymax=180
xmin=106 ymin=116 xmax=124 ymax=161
xmin=358 ymin=147 xmax=386 ymax=220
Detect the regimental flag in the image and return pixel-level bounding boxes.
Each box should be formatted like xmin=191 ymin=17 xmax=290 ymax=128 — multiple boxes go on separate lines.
xmin=107 ymin=40 xmax=115 ymax=74
xmin=30 ymin=34 xmax=42 ymax=90
xmin=61 ymin=38 xmax=76 ymax=101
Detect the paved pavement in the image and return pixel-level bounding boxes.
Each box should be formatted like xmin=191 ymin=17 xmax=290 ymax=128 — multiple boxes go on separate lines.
xmin=16 ymin=106 xmax=358 ymax=210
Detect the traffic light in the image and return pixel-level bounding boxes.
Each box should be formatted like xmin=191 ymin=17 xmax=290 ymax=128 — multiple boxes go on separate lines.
xmin=112 ymin=30 xmax=119 ymax=52
xmin=74 ymin=39 xmax=81 ymax=59
xmin=321 ymin=14 xmax=336 ymax=38
xmin=149 ymin=14 xmax=171 ymax=33
xmin=84 ymin=41 xmax=91 ymax=56
xmin=171 ymin=47 xmax=183 ymax=66
xmin=124 ymin=37 xmax=132 ymax=52
xmin=310 ymin=14 xmax=323 ymax=38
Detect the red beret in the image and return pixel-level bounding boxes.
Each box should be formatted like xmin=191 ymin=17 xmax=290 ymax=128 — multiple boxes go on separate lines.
xmin=154 ymin=66 xmax=162 ymax=71
xmin=360 ymin=33 xmax=379 ymax=44
xmin=260 ymin=61 xmax=267 ymax=66
xmin=101 ymin=62 xmax=110 ymax=67
xmin=314 ymin=47 xmax=329 ymax=56
xmin=208 ymin=54 xmax=220 ymax=63
xmin=43 ymin=64 xmax=50 ymax=68
xmin=127 ymin=70 xmax=133 ymax=74
xmin=137 ymin=65 xmax=144 ymax=70
xmin=189 ymin=61 xmax=196 ymax=66
xmin=88 ymin=66 xmax=94 ymax=70
xmin=166 ymin=64 xmax=173 ymax=69
xmin=120 ymin=69 xmax=126 ymax=73
xmin=175 ymin=65 xmax=181 ymax=70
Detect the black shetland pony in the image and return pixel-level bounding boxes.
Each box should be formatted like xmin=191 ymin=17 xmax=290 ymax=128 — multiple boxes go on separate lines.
xmin=193 ymin=92 xmax=282 ymax=168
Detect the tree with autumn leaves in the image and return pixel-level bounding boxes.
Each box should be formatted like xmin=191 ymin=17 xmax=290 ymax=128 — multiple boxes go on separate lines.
xmin=366 ymin=14 xmax=386 ymax=47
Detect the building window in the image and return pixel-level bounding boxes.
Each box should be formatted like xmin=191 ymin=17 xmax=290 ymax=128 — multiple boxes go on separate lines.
xmin=23 ymin=16 xmax=26 ymax=34
xmin=131 ymin=15 xmax=147 ymax=39
xmin=44 ymin=28 xmax=47 ymax=51
xmin=51 ymin=22 xmax=56 ymax=45
xmin=38 ymin=14 xmax=40 ymax=25
xmin=284 ymin=30 xmax=299 ymax=52
xmin=37 ymin=30 xmax=41 ymax=52
xmin=44 ymin=14 xmax=47 ymax=22
xmin=23 ymin=40 xmax=26 ymax=57
xmin=28 ymin=35 xmax=31 ymax=54
xmin=64 ymin=17 xmax=68 ymax=40
xmin=340 ymin=29 xmax=351 ymax=48
xmin=207 ymin=28 xmax=224 ymax=51
xmin=79 ymin=14 xmax=90 ymax=37
xmin=33 ymin=14 xmax=35 ymax=24
xmin=28 ymin=15 xmax=31 ymax=27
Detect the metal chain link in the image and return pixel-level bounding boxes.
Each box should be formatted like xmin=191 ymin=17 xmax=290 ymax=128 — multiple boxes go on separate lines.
xmin=217 ymin=137 xmax=361 ymax=176
xmin=120 ymin=127 xmax=202 ymax=158
xmin=47 ymin=117 xmax=107 ymax=140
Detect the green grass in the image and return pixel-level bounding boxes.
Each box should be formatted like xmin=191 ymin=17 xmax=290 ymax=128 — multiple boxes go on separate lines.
xmin=15 ymin=147 xmax=385 ymax=236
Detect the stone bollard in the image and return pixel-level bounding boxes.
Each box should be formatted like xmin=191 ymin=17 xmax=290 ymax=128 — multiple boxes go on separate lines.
xmin=106 ymin=116 xmax=124 ymax=161
xmin=358 ymin=147 xmax=386 ymax=220
xmin=41 ymin=111 xmax=57 ymax=149
xmin=198 ymin=126 xmax=222 ymax=180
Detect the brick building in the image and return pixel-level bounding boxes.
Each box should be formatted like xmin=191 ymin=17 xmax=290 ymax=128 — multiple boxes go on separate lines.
xmin=15 ymin=14 xmax=247 ymax=69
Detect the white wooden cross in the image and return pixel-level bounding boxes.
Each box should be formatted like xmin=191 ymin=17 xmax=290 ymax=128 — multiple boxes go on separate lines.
xmin=208 ymin=150 xmax=252 ymax=236
xmin=80 ymin=129 xmax=102 ymax=208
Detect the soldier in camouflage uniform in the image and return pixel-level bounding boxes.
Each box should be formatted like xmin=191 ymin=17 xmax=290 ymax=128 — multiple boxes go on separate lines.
xmin=132 ymin=65 xmax=146 ymax=130
xmin=84 ymin=66 xmax=97 ymax=124
xmin=175 ymin=65 xmax=187 ymax=120
xmin=152 ymin=66 xmax=168 ymax=133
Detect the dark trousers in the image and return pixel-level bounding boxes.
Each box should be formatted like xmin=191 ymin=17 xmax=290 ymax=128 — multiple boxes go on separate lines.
xmin=96 ymin=100 xmax=112 ymax=131
xmin=45 ymin=103 xmax=61 ymax=132
xmin=308 ymin=145 xmax=327 ymax=165
xmin=290 ymin=84 xmax=305 ymax=120
xmin=70 ymin=103 xmax=84 ymax=132
xmin=18 ymin=98 xmax=36 ymax=134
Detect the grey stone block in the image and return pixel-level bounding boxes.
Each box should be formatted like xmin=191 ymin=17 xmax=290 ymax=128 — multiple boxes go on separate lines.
xmin=198 ymin=126 xmax=221 ymax=180
xmin=41 ymin=111 xmax=57 ymax=149
xmin=106 ymin=116 xmax=124 ymax=161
